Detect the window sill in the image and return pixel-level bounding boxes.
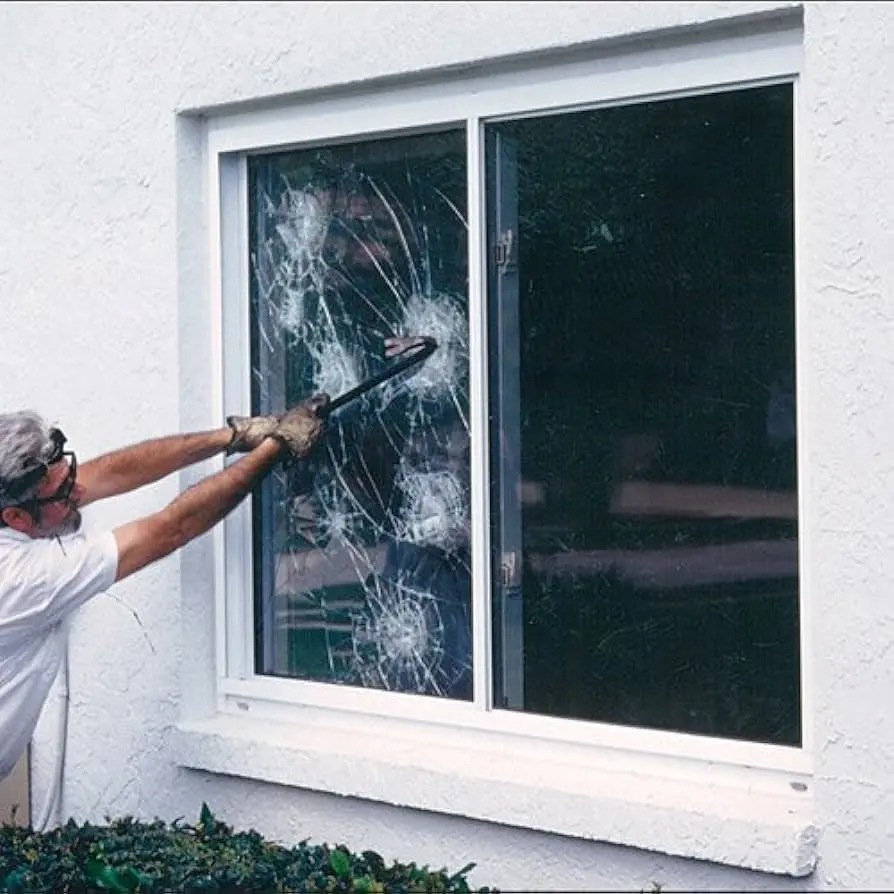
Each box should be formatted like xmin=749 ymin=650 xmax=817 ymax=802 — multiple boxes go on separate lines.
xmin=174 ymin=709 xmax=818 ymax=877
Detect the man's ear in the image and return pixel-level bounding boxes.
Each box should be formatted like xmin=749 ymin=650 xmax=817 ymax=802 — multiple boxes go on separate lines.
xmin=1 ymin=506 xmax=34 ymax=534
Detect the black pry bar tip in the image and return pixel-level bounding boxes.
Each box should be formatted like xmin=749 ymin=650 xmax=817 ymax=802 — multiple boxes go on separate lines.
xmin=317 ymin=337 xmax=438 ymax=418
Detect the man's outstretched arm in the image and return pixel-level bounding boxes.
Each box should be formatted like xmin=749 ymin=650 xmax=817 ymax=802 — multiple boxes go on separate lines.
xmin=75 ymin=428 xmax=235 ymax=507
xmin=74 ymin=407 xmax=291 ymax=507
xmin=112 ymin=396 xmax=328 ymax=580
xmin=112 ymin=436 xmax=283 ymax=581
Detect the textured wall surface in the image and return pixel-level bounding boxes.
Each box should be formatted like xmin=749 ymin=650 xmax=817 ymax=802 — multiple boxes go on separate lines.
xmin=1 ymin=1 xmax=892 ymax=890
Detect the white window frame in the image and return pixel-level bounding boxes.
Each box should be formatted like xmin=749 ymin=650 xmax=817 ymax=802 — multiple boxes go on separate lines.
xmin=176 ymin=19 xmax=817 ymax=877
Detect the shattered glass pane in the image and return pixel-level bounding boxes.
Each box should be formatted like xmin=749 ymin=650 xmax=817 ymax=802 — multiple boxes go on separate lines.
xmin=248 ymin=130 xmax=471 ymax=699
xmin=488 ymin=84 xmax=800 ymax=744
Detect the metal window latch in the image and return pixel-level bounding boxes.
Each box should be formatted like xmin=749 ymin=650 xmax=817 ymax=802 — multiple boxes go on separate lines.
xmin=495 ymin=228 xmax=514 ymax=272
xmin=500 ymin=550 xmax=522 ymax=588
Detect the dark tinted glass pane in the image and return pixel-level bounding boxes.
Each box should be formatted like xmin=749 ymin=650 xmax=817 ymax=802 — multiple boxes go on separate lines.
xmin=248 ymin=130 xmax=472 ymax=699
xmin=487 ymin=84 xmax=799 ymax=744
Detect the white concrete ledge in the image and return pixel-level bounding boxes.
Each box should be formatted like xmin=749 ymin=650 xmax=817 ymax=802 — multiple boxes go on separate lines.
xmin=174 ymin=711 xmax=818 ymax=878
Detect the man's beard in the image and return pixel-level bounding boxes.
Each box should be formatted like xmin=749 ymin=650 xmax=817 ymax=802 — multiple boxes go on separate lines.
xmin=41 ymin=508 xmax=82 ymax=538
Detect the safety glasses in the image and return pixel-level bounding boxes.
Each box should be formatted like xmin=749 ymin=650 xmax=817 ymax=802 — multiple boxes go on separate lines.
xmin=3 ymin=428 xmax=77 ymax=508
xmin=21 ymin=451 xmax=78 ymax=508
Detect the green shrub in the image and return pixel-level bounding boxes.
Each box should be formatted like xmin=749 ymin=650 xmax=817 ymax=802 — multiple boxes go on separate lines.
xmin=0 ymin=804 xmax=494 ymax=894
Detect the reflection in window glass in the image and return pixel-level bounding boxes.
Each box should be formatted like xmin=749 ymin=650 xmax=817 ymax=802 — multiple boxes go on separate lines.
xmin=488 ymin=84 xmax=799 ymax=744
xmin=248 ymin=131 xmax=471 ymax=699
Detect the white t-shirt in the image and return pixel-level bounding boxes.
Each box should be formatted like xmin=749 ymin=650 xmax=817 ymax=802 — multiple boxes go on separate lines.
xmin=0 ymin=526 xmax=118 ymax=780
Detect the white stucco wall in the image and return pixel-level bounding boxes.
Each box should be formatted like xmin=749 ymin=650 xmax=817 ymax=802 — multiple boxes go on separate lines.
xmin=1 ymin=1 xmax=892 ymax=890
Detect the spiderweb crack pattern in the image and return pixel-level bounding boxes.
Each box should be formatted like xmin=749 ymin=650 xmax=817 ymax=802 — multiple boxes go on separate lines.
xmin=250 ymin=141 xmax=472 ymax=699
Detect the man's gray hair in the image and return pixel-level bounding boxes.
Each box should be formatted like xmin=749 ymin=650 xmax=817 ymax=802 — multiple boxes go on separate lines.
xmin=0 ymin=410 xmax=56 ymax=509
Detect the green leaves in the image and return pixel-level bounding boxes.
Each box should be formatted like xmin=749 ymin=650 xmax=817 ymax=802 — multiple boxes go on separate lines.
xmin=0 ymin=805 xmax=492 ymax=893
xmin=1 ymin=867 xmax=28 ymax=894
xmin=199 ymin=803 xmax=214 ymax=832
xmin=329 ymin=847 xmax=352 ymax=879
xmin=85 ymin=858 xmax=152 ymax=892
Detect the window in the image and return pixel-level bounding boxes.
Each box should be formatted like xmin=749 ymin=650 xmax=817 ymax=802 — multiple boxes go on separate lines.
xmin=487 ymin=86 xmax=798 ymax=746
xmin=241 ymin=84 xmax=797 ymax=746
xmin=247 ymin=131 xmax=473 ymax=699
xmin=190 ymin=22 xmax=813 ymax=875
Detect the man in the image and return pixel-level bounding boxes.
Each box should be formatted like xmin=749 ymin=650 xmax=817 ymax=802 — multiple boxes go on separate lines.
xmin=0 ymin=395 xmax=329 ymax=781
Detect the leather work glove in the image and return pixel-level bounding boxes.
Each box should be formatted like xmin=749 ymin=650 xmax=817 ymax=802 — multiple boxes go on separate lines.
xmin=226 ymin=414 xmax=280 ymax=454
xmin=273 ymin=393 xmax=330 ymax=458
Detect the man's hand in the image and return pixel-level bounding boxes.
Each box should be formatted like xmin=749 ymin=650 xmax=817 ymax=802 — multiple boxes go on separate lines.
xmin=274 ymin=393 xmax=330 ymax=458
xmin=226 ymin=414 xmax=280 ymax=454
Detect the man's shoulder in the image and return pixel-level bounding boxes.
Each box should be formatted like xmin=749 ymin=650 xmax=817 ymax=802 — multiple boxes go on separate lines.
xmin=0 ymin=527 xmax=95 ymax=553
xmin=0 ymin=527 xmax=119 ymax=625
xmin=0 ymin=528 xmax=31 ymax=546
xmin=0 ymin=527 xmax=34 ymax=562
xmin=0 ymin=527 xmax=117 ymax=576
